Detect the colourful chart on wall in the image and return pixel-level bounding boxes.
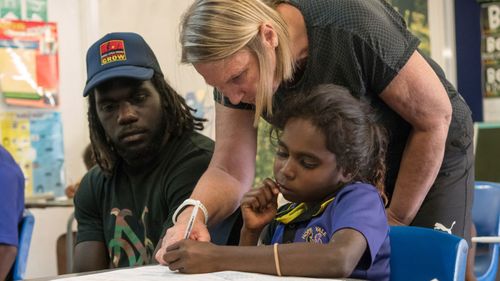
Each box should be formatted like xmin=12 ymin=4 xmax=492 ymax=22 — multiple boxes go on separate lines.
xmin=0 ymin=111 xmax=65 ymax=197
xmin=0 ymin=19 xmax=59 ymax=107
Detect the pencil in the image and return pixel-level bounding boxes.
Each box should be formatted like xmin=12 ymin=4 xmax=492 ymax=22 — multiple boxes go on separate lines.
xmin=183 ymin=204 xmax=199 ymax=239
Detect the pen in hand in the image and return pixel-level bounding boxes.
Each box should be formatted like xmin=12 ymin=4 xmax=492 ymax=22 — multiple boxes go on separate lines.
xmin=183 ymin=204 xmax=199 ymax=239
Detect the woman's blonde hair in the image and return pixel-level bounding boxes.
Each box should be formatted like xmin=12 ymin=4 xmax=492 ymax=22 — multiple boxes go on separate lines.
xmin=180 ymin=0 xmax=294 ymax=125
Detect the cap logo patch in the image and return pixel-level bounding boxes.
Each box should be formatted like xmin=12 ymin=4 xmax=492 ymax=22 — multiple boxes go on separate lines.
xmin=100 ymin=40 xmax=127 ymax=65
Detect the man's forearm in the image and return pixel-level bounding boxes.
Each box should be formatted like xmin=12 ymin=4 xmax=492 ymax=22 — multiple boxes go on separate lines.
xmin=388 ymin=128 xmax=448 ymax=225
xmin=73 ymin=241 xmax=109 ymax=272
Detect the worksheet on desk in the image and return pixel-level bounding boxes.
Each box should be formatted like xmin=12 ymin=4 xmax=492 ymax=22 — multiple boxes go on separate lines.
xmin=54 ymin=265 xmax=348 ymax=281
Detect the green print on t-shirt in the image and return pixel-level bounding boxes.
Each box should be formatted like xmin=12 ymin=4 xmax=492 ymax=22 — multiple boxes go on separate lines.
xmin=108 ymin=207 xmax=154 ymax=267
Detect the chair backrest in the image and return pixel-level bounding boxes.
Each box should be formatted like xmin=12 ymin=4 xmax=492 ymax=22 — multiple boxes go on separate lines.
xmin=473 ymin=182 xmax=500 ymax=238
xmin=12 ymin=210 xmax=35 ymax=281
xmin=389 ymin=226 xmax=468 ymax=281
xmin=472 ymin=181 xmax=500 ymax=281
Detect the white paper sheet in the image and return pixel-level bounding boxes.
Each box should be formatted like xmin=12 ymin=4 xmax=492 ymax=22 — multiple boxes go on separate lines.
xmin=53 ymin=265 xmax=348 ymax=281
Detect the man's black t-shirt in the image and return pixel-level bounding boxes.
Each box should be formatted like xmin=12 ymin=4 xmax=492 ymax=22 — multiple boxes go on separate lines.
xmin=74 ymin=132 xmax=213 ymax=267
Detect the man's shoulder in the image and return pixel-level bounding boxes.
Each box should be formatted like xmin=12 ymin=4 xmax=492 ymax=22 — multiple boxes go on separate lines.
xmin=0 ymin=148 xmax=24 ymax=193
xmin=155 ymin=132 xmax=213 ymax=178
xmin=168 ymin=131 xmax=214 ymax=156
xmin=0 ymin=145 xmax=14 ymax=161
xmin=187 ymin=131 xmax=214 ymax=150
xmin=79 ymin=165 xmax=109 ymax=192
xmin=84 ymin=165 xmax=107 ymax=179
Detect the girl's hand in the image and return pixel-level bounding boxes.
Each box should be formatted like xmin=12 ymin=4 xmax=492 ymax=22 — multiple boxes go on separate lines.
xmin=163 ymin=240 xmax=220 ymax=273
xmin=240 ymin=178 xmax=279 ymax=232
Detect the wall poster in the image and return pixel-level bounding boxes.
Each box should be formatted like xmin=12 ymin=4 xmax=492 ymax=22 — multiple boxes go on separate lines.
xmin=0 ymin=19 xmax=59 ymax=108
xmin=481 ymin=2 xmax=500 ymax=97
xmin=0 ymin=112 xmax=65 ymax=198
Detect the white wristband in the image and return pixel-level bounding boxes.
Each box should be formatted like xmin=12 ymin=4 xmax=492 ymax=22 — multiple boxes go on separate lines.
xmin=172 ymin=199 xmax=208 ymax=225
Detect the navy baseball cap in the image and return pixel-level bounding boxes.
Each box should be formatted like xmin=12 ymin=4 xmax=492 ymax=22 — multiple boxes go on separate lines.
xmin=83 ymin=32 xmax=163 ymax=97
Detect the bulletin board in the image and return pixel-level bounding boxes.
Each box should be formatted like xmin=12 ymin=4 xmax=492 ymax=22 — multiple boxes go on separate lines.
xmin=0 ymin=0 xmax=65 ymax=199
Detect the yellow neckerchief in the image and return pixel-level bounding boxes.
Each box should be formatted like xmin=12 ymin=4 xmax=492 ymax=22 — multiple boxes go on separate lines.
xmin=275 ymin=196 xmax=336 ymax=225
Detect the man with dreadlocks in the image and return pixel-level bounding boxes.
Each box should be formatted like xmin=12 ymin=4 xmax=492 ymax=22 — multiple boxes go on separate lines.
xmin=73 ymin=32 xmax=216 ymax=272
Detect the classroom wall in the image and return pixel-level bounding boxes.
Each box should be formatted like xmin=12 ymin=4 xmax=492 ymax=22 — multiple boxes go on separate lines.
xmin=23 ymin=0 xmax=500 ymax=278
xmin=96 ymin=0 xmax=215 ymax=138
xmin=0 ymin=0 xmax=89 ymax=182
xmin=23 ymin=0 xmax=87 ymax=278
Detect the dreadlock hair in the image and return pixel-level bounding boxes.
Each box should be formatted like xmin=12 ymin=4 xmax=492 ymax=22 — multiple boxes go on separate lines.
xmin=270 ymin=84 xmax=388 ymax=204
xmin=87 ymin=72 xmax=206 ymax=175
xmin=82 ymin=143 xmax=96 ymax=170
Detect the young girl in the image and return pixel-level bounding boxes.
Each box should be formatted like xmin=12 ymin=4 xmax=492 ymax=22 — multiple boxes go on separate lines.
xmin=162 ymin=84 xmax=390 ymax=280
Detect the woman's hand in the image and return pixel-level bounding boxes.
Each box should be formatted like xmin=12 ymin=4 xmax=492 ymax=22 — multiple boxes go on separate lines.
xmin=163 ymin=240 xmax=221 ymax=274
xmin=240 ymin=178 xmax=279 ymax=232
xmin=155 ymin=208 xmax=210 ymax=265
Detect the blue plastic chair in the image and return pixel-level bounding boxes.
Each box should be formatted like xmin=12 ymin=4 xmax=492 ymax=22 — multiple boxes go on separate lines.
xmin=389 ymin=226 xmax=468 ymax=281
xmin=12 ymin=210 xmax=35 ymax=281
xmin=472 ymin=181 xmax=500 ymax=281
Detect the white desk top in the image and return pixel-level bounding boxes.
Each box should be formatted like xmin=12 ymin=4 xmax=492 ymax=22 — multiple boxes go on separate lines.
xmin=51 ymin=265 xmax=351 ymax=281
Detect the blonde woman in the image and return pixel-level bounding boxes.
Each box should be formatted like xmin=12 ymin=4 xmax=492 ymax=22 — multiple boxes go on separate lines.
xmin=156 ymin=1 xmax=474 ymax=277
